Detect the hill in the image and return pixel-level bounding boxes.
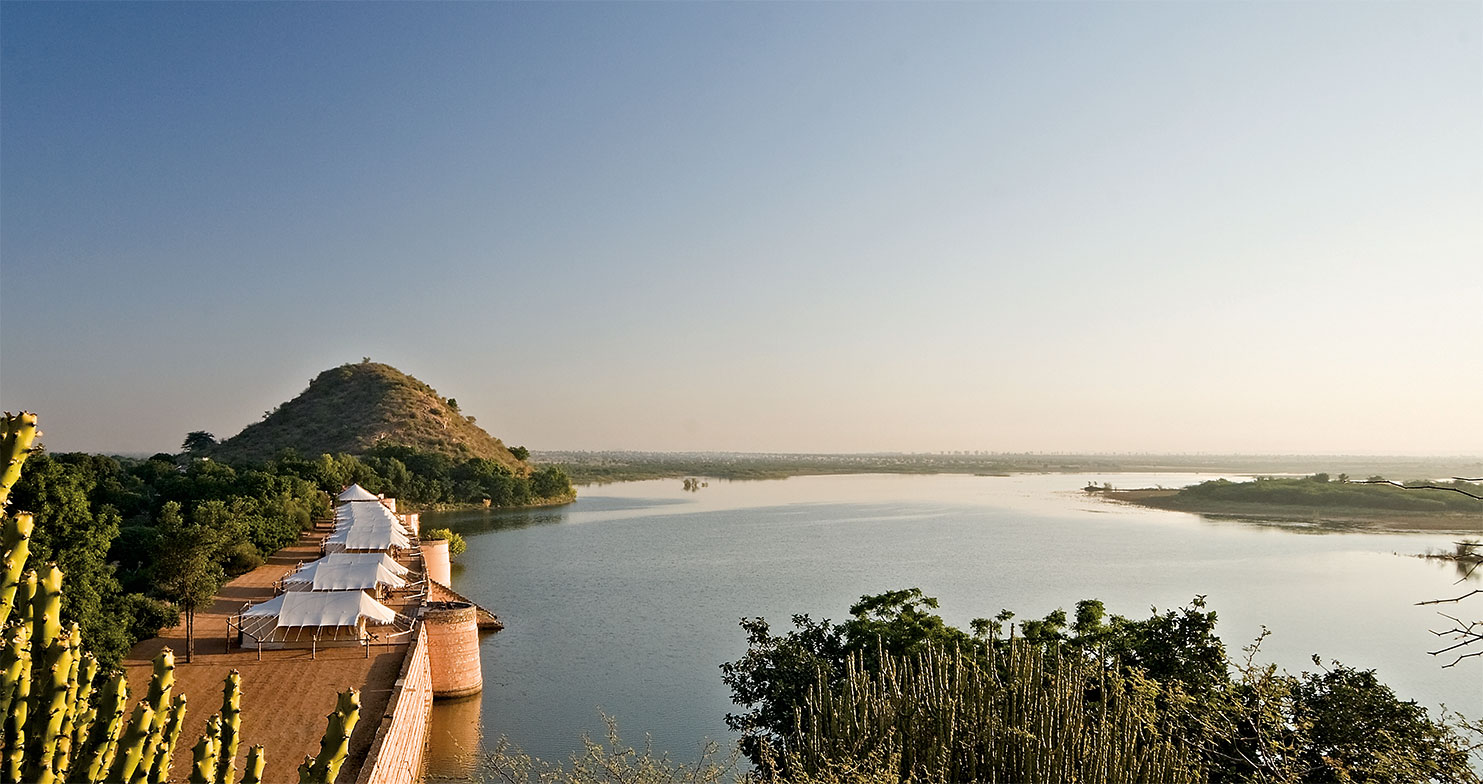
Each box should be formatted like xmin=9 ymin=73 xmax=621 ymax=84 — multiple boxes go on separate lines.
xmin=211 ymin=361 xmax=526 ymax=472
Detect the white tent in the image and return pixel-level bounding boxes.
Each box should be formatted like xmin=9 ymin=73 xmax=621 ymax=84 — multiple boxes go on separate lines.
xmin=237 ymin=590 xmax=400 ymax=644
xmin=320 ymin=551 xmax=411 ymax=577
xmin=333 ymin=503 xmax=410 ymax=535
xmin=323 ymin=524 xmax=410 ymax=553
xmin=337 ymin=484 xmax=380 ymax=502
xmin=282 ymin=561 xmax=406 ymax=592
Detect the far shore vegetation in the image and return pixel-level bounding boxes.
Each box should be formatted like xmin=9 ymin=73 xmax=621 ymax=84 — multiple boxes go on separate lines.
xmin=1101 ymin=474 xmax=1482 ymax=533
xmin=541 ymin=450 xmax=1482 ymax=486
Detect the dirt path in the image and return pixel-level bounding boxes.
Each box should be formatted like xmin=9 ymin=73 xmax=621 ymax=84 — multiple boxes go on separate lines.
xmin=123 ymin=529 xmax=415 ymax=783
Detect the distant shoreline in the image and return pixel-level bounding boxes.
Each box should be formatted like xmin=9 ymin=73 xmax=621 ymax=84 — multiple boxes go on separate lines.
xmin=539 ymin=451 xmax=1483 ymax=486
xmin=1103 ymin=488 xmax=1482 ymax=534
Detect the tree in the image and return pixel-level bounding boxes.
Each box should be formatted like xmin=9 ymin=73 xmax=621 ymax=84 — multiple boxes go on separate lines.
xmin=723 ymin=590 xmax=1481 ymax=781
xmin=1293 ymin=660 xmax=1476 ymax=783
xmin=154 ymin=500 xmax=225 ymax=662
xmin=421 ymin=527 xmax=466 ymax=557
xmin=181 ymin=430 xmax=217 ymax=455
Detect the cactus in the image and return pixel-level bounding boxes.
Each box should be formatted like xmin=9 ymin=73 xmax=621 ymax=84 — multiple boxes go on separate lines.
xmin=129 ymin=650 xmax=176 ymax=783
xmin=0 ymin=625 xmax=29 ymax=728
xmin=14 ymin=571 xmax=36 ymax=639
xmin=143 ymin=694 xmax=186 ymax=784
xmin=188 ymin=714 xmax=221 ymax=784
xmin=3 ymin=627 xmax=32 ymax=784
xmin=0 ymin=515 xmax=33 ymax=632
xmin=50 ymin=626 xmax=88 ymax=781
xmin=215 ymin=671 xmax=241 ymax=784
xmin=0 ymin=413 xmax=38 ymax=507
xmin=240 ymin=745 xmax=265 ymax=784
xmin=77 ymin=672 xmax=128 ymax=783
xmin=0 ymin=414 xmax=38 ymax=636
xmin=63 ymin=654 xmax=99 ymax=764
xmin=107 ymin=702 xmax=155 ymax=784
xmin=298 ymin=689 xmax=359 ymax=784
xmin=24 ymin=622 xmax=74 ymax=784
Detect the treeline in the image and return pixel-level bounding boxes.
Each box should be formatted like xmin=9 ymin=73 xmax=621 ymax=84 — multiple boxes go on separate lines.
xmin=722 ymin=589 xmax=1480 ymax=783
xmin=542 ymin=451 xmax=1116 ymax=484
xmin=259 ymin=444 xmax=574 ymax=508
xmin=9 ymin=442 xmax=574 ymax=668
xmin=8 ymin=451 xmax=329 ymax=667
xmin=1171 ymin=474 xmax=1483 ymax=514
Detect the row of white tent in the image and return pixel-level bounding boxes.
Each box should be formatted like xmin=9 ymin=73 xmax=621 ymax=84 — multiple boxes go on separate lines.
xmin=235 ymin=485 xmax=419 ymax=646
xmin=323 ymin=492 xmax=414 ymax=553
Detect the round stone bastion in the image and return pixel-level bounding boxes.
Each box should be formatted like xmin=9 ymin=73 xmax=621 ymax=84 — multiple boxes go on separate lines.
xmin=423 ymin=601 xmax=483 ymax=698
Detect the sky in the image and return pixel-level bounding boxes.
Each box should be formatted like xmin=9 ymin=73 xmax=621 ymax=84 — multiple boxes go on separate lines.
xmin=1 ymin=2 xmax=1479 ymax=456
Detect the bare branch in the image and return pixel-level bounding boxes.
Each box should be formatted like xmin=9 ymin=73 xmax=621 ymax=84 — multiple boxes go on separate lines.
xmin=1416 ymin=589 xmax=1483 ymax=606
xmin=1349 ymin=478 xmax=1483 ymax=500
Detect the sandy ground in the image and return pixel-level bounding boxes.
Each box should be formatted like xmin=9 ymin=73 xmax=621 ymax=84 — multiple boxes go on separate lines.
xmin=122 ymin=527 xmax=417 ymax=783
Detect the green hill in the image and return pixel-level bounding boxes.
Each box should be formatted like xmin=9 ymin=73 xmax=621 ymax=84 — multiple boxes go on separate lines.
xmin=211 ymin=361 xmax=526 ymax=472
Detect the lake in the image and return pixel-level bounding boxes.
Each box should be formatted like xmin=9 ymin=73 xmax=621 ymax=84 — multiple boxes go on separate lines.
xmin=420 ymin=472 xmax=1481 ymax=779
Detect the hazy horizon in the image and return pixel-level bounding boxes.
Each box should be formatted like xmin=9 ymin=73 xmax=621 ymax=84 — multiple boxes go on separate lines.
xmin=3 ymin=3 xmax=1479 ymax=456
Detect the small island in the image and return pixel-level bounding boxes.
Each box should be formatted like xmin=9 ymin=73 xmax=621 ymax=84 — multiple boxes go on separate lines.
xmin=1101 ymin=474 xmax=1482 ymax=533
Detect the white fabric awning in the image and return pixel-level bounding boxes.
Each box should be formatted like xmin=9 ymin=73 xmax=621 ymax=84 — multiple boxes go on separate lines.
xmin=333 ymin=504 xmax=409 ymax=534
xmin=325 ymin=524 xmax=410 ymax=550
xmin=283 ymin=561 xmax=406 ymax=592
xmin=337 ymin=484 xmax=380 ymax=502
xmin=335 ymin=502 xmax=398 ymax=523
xmin=320 ymin=552 xmax=411 ymax=577
xmin=241 ymin=590 xmax=397 ymax=628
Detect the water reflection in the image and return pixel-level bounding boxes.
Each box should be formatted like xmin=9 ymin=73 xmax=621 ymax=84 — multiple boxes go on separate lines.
xmin=426 ymin=694 xmax=483 ymax=782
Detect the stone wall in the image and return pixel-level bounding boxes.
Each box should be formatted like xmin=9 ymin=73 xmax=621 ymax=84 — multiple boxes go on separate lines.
xmin=424 ymin=602 xmax=483 ymax=698
xmin=355 ymin=623 xmax=433 ymax=784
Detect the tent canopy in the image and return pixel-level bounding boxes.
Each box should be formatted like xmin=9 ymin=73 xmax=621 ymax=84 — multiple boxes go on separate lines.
xmin=325 ymin=524 xmax=410 ymax=550
xmin=333 ymin=504 xmax=409 ymax=535
xmin=283 ymin=561 xmax=406 ymax=591
xmin=241 ymin=590 xmax=396 ymax=628
xmin=318 ymin=551 xmax=411 ymax=577
xmin=337 ymin=484 xmax=380 ymax=502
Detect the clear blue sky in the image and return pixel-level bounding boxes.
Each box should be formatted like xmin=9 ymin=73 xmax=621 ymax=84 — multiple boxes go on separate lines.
xmin=2 ymin=2 xmax=1479 ymax=455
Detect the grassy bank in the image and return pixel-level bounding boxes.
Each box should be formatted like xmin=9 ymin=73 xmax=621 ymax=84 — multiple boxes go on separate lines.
xmin=1105 ymin=476 xmax=1482 ymax=533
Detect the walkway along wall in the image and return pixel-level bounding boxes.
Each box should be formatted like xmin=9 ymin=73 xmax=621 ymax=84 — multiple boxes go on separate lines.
xmin=356 ymin=623 xmax=433 ymax=784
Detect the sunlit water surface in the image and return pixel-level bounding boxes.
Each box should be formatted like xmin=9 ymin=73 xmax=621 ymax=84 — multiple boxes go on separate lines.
xmin=421 ymin=473 xmax=1481 ymax=779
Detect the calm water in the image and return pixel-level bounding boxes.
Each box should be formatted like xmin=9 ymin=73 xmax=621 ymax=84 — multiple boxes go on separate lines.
xmin=422 ymin=473 xmax=1481 ymax=779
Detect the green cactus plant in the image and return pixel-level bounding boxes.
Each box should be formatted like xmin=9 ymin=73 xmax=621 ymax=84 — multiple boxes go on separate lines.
xmin=215 ymin=671 xmax=241 ymax=784
xmin=129 ymin=649 xmax=175 ymax=783
xmin=188 ymin=714 xmax=221 ymax=784
xmin=0 ymin=625 xmax=29 ymax=727
xmin=3 ymin=629 xmax=32 ymax=784
xmin=107 ymin=701 xmax=155 ymax=784
xmin=297 ymin=689 xmax=359 ymax=784
xmin=0 ymin=414 xmax=37 ymax=511
xmin=0 ymin=515 xmax=33 ymax=633
xmin=50 ymin=626 xmax=88 ymax=781
xmin=145 ymin=694 xmax=187 ymax=784
xmin=240 ymin=745 xmax=265 ymax=784
xmin=76 ymin=672 xmax=128 ymax=783
xmin=0 ymin=414 xmax=38 ymax=637
xmin=24 ymin=622 xmax=74 ymax=784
